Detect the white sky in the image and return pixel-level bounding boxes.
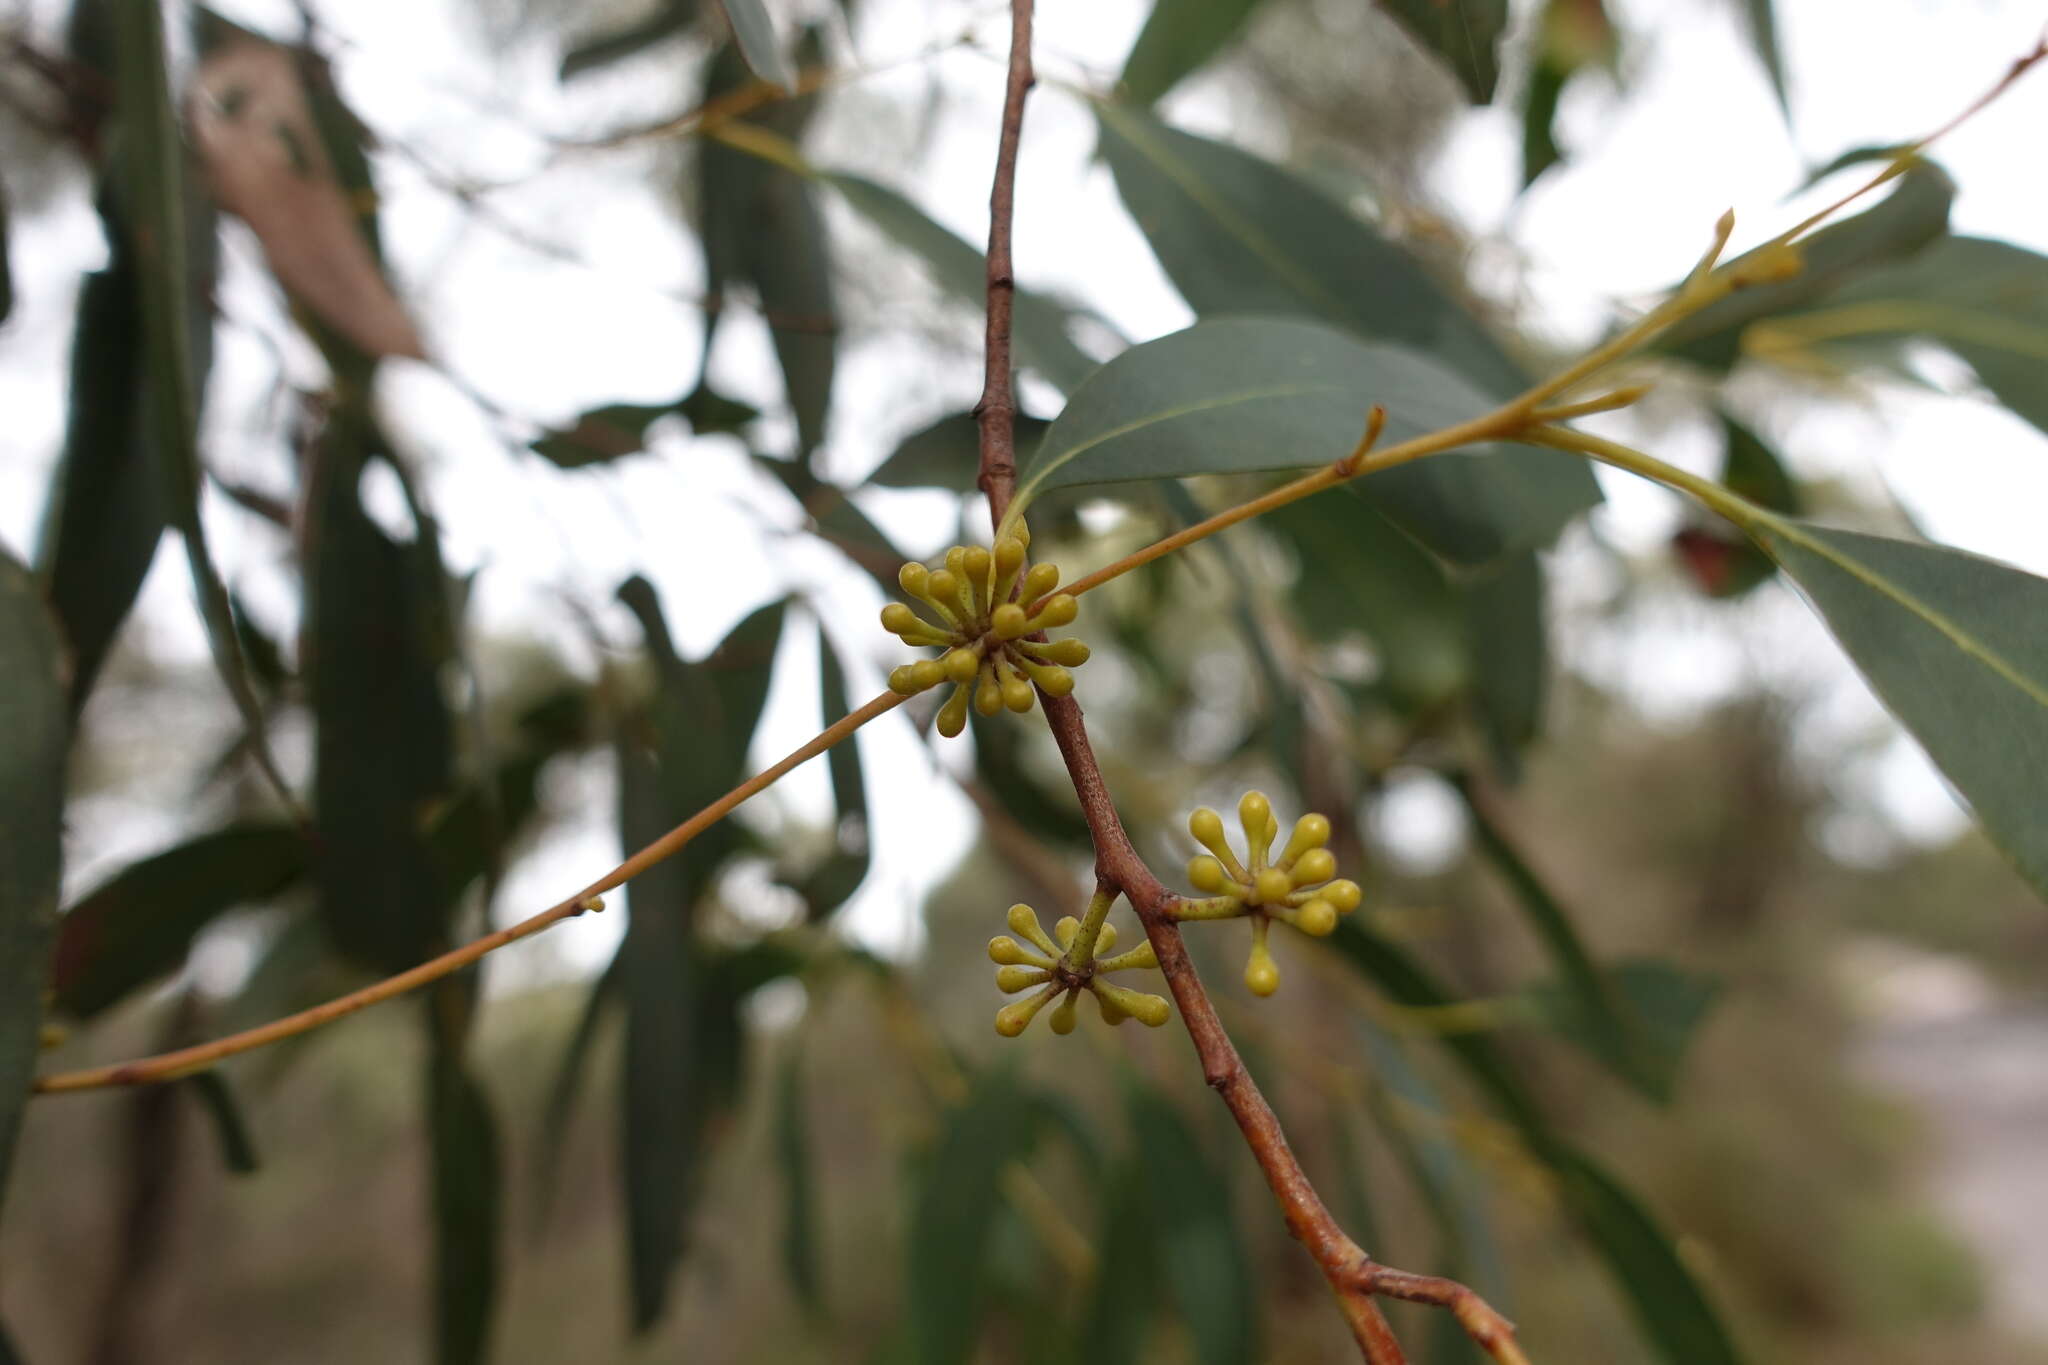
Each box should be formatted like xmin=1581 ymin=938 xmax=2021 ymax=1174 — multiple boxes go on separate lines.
xmin=5 ymin=0 xmax=2048 ymax=985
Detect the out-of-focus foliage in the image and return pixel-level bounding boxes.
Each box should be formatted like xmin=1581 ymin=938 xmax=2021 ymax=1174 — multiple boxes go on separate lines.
xmin=7 ymin=0 xmax=2048 ymax=1363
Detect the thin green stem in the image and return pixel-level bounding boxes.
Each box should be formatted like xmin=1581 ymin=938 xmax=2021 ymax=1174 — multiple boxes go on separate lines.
xmin=1061 ymin=883 xmax=1119 ymax=971
xmin=1524 ymin=425 xmax=1765 ymax=530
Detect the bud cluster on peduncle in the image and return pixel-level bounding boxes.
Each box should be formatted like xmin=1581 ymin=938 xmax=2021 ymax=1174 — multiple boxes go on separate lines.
xmin=1176 ymin=792 xmax=1362 ymax=997
xmin=988 ymin=895 xmax=1169 ymax=1037
xmin=881 ymin=519 xmax=1089 ymax=737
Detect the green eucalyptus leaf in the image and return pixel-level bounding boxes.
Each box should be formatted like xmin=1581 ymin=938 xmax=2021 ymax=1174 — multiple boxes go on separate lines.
xmin=1776 ymin=234 xmax=2048 ymax=439
xmin=1095 ymin=101 xmax=1528 ymax=397
xmin=533 ymin=956 xmax=619 ymax=1221
xmin=1127 ymin=1083 xmax=1257 ymax=1365
xmin=1119 ymin=0 xmax=1265 ymax=105
xmin=1523 ymin=960 xmax=1722 ymax=1103
xmin=869 ymin=410 xmax=1053 ymax=491
xmin=530 ymin=402 xmax=681 ymax=469
xmin=1465 ymin=552 xmax=1548 ymax=775
xmin=1739 ymin=0 xmax=1789 ymax=116
xmin=187 ymin=1070 xmax=261 ymax=1174
xmin=714 ymin=0 xmax=793 ymax=90
xmin=1018 ymin=316 xmax=1593 ymax=565
xmin=1375 ymin=0 xmax=1508 ymax=103
xmin=427 ymin=1008 xmax=502 ymax=1365
xmin=907 ymin=1067 xmax=1036 ymax=1365
xmin=776 ymin=1045 xmax=823 ymax=1313
xmin=824 ymin=173 xmax=1098 ymax=392
xmin=51 ymin=824 xmax=309 ymax=1019
xmin=799 ymin=628 xmax=869 ymax=920
xmin=560 ymin=1 xmax=694 ymax=80
xmin=1079 ymin=1152 xmax=1157 ymax=1358
xmin=116 ymin=0 xmax=293 ymax=805
xmin=0 ymin=547 xmax=67 ymax=1216
xmin=1753 ymin=518 xmax=2048 ymax=901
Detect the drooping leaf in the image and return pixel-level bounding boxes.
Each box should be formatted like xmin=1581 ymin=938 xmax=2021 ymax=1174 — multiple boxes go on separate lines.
xmin=1523 ymin=959 xmax=1722 ymax=1103
xmin=116 ymin=0 xmax=296 ymax=813
xmin=907 ymin=1066 xmax=1036 ymax=1365
xmin=1763 ymin=234 xmax=2048 ymax=439
xmin=1126 ymin=1083 xmax=1257 ymax=1365
xmin=869 ymin=410 xmax=1054 ymax=491
xmin=1520 ymin=0 xmax=1618 ymax=186
xmin=796 ymin=628 xmax=869 ymax=919
xmin=714 ymin=0 xmax=793 ymax=90
xmin=1329 ymin=923 xmax=1747 ymax=1364
xmin=1119 ymin=0 xmax=1265 ymax=105
xmin=1737 ymin=0 xmax=1788 ymax=117
xmin=40 ymin=265 xmax=166 ymax=713
xmin=0 ymin=547 xmax=67 ymax=1215
xmin=824 ymin=172 xmax=1098 ymax=392
xmin=1453 ymin=772 xmax=1658 ymax=1098
xmin=702 ymin=40 xmax=833 ymax=460
xmin=306 ymin=433 xmax=455 ymax=972
xmin=1464 ymin=552 xmax=1548 ymax=775
xmin=50 ymin=823 xmax=309 ymax=1019
xmin=530 ymin=403 xmax=684 ymax=469
xmin=1018 ymin=316 xmax=1594 ymax=565
xmin=1079 ymin=1152 xmax=1157 ymax=1359
xmin=187 ymin=1070 xmax=261 ymax=1174
xmin=533 ymin=956 xmax=619 ymax=1220
xmin=1374 ymin=0 xmax=1509 ymax=103
xmin=190 ymin=32 xmax=427 ymax=360
xmin=426 ymin=997 xmax=502 ymax=1365
xmin=1751 ymin=518 xmax=2048 ymax=901
xmin=775 ymin=1044 xmax=823 ymax=1313
xmin=1095 ymin=102 xmax=1527 ymax=398
xmin=560 ymin=0 xmax=695 ymax=80
xmin=1654 ymin=160 xmax=1954 ymax=370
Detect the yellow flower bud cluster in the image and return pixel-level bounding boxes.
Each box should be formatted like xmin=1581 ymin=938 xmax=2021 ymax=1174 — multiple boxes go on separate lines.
xmin=1177 ymin=791 xmax=1362 ymax=997
xmin=988 ymin=901 xmax=1170 ymax=1037
xmin=881 ymin=520 xmax=1089 ymax=737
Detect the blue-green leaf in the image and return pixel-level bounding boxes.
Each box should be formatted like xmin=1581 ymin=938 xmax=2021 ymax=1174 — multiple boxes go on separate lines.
xmin=714 ymin=0 xmax=793 ymax=90
xmin=1375 ymin=0 xmax=1508 ymax=103
xmin=1127 ymin=1083 xmax=1257 ymax=1365
xmin=1119 ymin=0 xmax=1264 ymax=105
xmin=1753 ymin=518 xmax=2048 ymax=901
xmin=0 ymin=547 xmax=67 ymax=1216
xmin=427 ymin=1004 xmax=502 ymax=1365
xmin=1018 ymin=316 xmax=1593 ymax=565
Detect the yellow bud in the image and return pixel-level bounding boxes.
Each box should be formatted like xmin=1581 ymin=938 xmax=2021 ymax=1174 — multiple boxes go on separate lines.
xmin=1290 ymin=848 xmax=1337 ymax=888
xmin=1096 ymin=922 xmax=1118 ymax=954
xmin=996 ymin=965 xmax=1049 ymax=994
xmin=1245 ymin=948 xmax=1280 ymax=997
xmin=1020 ymin=562 xmax=1060 ymax=603
xmin=943 ymin=646 xmax=981 ymax=684
xmin=927 ymin=569 xmax=959 ymax=605
xmin=988 ymin=935 xmax=1048 ymax=967
xmin=945 ymin=546 xmax=967 ymax=577
xmin=1094 ymin=981 xmax=1171 ymax=1027
xmin=936 ymin=682 xmax=971 ymax=738
xmin=910 ymin=659 xmax=946 ymax=691
xmin=1295 ymin=900 xmax=1338 ymax=937
xmin=1029 ymin=594 xmax=1078 ymax=630
xmin=1239 ymin=790 xmax=1275 ymax=849
xmin=961 ymin=545 xmax=992 ymax=586
xmin=1055 ymin=915 xmax=1080 ymax=947
xmin=994 ymin=536 xmax=1026 ymax=580
xmin=880 ymin=603 xmax=918 ymax=636
xmin=1189 ymin=807 xmax=1226 ymax=847
xmin=1095 ymin=988 xmax=1130 ymax=1025
xmin=973 ymin=665 xmax=1003 ymax=717
xmin=996 ymin=986 xmax=1056 ymax=1037
xmin=1012 ymin=518 xmax=1031 ymax=548
xmin=1017 ymin=658 xmax=1073 ymax=697
xmin=1187 ymin=855 xmax=1230 ymax=894
xmin=1279 ymin=813 xmax=1331 ymax=867
xmin=1024 ymin=638 xmax=1090 ymax=667
xmin=1048 ymin=992 xmax=1079 ymax=1035
xmin=1009 ymin=903 xmax=1059 ymax=955
xmin=1254 ymin=868 xmax=1292 ymax=906
xmin=992 ymin=602 xmax=1028 ymax=639
xmin=1324 ymin=879 xmax=1362 ymax=913
xmin=898 ymin=562 xmax=929 ymax=595
xmin=1101 ymin=940 xmax=1157 ymax=973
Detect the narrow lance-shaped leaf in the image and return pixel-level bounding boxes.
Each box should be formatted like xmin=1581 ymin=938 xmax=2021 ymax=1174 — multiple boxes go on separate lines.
xmin=1739 ymin=0 xmax=1789 ymax=118
xmin=824 ymin=173 xmax=1099 ymax=393
xmin=0 ymin=547 xmax=67 ymax=1216
xmin=533 ymin=957 xmax=619 ymax=1220
xmin=560 ymin=0 xmax=694 ymax=81
xmin=50 ymin=824 xmax=309 ymax=1019
xmin=1521 ymin=0 xmax=1618 ymax=187
xmin=798 ymin=628 xmax=870 ymax=919
xmin=714 ymin=0 xmax=794 ymax=90
xmin=1465 ymin=552 xmax=1549 ymax=776
xmin=1752 ymin=518 xmax=2048 ymax=901
xmin=114 ymin=0 xmax=296 ymax=812
xmin=776 ymin=1045 xmax=823 ymax=1313
xmin=1019 ymin=316 xmax=1594 ymax=565
xmin=907 ymin=1067 xmax=1037 ymax=1365
xmin=869 ymin=411 xmax=1054 ymax=491
xmin=426 ymin=989 xmax=502 ymax=1365
xmin=187 ymin=1071 xmax=261 ymax=1174
xmin=1329 ymin=922 xmax=1746 ymax=1364
xmin=1127 ymin=1083 xmax=1257 ymax=1365
xmin=1119 ymin=0 xmax=1265 ymax=106
xmin=1375 ymin=0 xmax=1509 ymax=103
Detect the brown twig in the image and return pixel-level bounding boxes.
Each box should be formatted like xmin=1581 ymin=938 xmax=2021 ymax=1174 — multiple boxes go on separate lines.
xmin=965 ymin=5 xmax=1498 ymax=1363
